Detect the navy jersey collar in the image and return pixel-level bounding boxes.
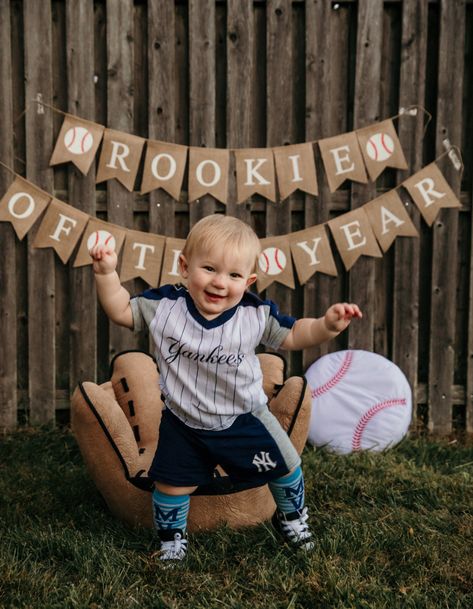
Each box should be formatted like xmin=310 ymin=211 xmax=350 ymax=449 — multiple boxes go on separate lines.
xmin=185 ymin=291 xmax=239 ymax=329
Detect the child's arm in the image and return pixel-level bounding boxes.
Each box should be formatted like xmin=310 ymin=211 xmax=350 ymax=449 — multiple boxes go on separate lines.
xmin=281 ymin=303 xmax=362 ymax=351
xmin=90 ymin=244 xmax=134 ymax=329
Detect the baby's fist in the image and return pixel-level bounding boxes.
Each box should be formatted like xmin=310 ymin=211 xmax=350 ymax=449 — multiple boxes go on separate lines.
xmin=89 ymin=244 xmax=118 ymax=275
xmin=324 ymin=302 xmax=362 ymax=333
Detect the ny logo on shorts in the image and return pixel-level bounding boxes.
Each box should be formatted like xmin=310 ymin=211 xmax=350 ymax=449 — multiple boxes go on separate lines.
xmin=252 ymin=451 xmax=277 ymax=472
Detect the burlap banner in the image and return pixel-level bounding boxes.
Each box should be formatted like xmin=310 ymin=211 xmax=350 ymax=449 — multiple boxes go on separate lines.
xmin=140 ymin=140 xmax=188 ymax=199
xmin=96 ymin=129 xmax=146 ymax=192
xmin=289 ymin=225 xmax=337 ymax=284
xmin=49 ymin=113 xmax=420 ymax=203
xmin=356 ymin=119 xmax=408 ymax=181
xmin=402 ymin=162 xmax=461 ymax=226
xmin=318 ymin=131 xmax=368 ymax=193
xmin=0 ymin=176 xmax=51 ymax=240
xmin=363 ymin=190 xmax=418 ymax=252
xmin=328 ymin=207 xmax=383 ymax=271
xmin=119 ymin=230 xmax=166 ymax=286
xmin=257 ymin=235 xmax=295 ymax=291
xmin=0 ymin=150 xmax=462 ymax=291
xmin=32 ymin=198 xmax=90 ymax=263
xmin=73 ymin=218 xmax=127 ymax=268
xmin=49 ymin=115 xmax=104 ymax=175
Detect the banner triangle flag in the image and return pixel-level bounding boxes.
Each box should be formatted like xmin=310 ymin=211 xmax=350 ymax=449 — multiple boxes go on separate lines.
xmin=356 ymin=119 xmax=408 ymax=181
xmin=257 ymin=236 xmax=295 ymax=291
xmin=273 ymin=143 xmax=318 ymax=201
xmin=318 ymin=132 xmax=368 ymax=193
xmin=0 ymin=176 xmax=51 ymax=240
xmin=289 ymin=225 xmax=337 ymax=283
xmin=96 ymin=129 xmax=146 ymax=192
xmin=363 ymin=190 xmax=418 ymax=252
xmin=32 ymin=198 xmax=90 ymax=263
xmin=328 ymin=207 xmax=382 ymax=271
xmin=50 ymin=115 xmax=104 ymax=175
xmin=73 ymin=218 xmax=127 ymax=267
xmin=119 ymin=230 xmax=166 ymax=286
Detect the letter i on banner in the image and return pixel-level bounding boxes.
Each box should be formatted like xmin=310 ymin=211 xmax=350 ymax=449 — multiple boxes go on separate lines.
xmin=120 ymin=230 xmax=166 ymax=287
xmin=33 ymin=198 xmax=90 ymax=263
xmin=160 ymin=238 xmax=187 ymax=286
xmin=273 ymin=143 xmax=318 ymax=201
xmin=49 ymin=115 xmax=105 ymax=175
xmin=0 ymin=176 xmax=51 ymax=239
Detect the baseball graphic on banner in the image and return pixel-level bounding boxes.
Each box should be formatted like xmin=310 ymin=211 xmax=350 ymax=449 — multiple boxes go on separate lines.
xmin=366 ymin=132 xmax=394 ymax=162
xmin=305 ymin=350 xmax=412 ymax=454
xmin=258 ymin=247 xmax=287 ymax=275
xmin=87 ymin=230 xmax=116 ymax=252
xmin=64 ymin=126 xmax=94 ymax=155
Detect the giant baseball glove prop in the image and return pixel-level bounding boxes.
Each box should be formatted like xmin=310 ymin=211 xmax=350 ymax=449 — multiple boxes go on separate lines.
xmin=71 ymin=350 xmax=310 ymax=532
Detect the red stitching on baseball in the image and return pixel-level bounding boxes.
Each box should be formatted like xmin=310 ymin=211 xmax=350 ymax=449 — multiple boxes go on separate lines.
xmin=381 ymin=133 xmax=393 ymax=155
xmin=352 ymin=398 xmax=407 ymax=451
xmin=310 ymin=350 xmax=353 ymax=399
xmin=275 ymin=248 xmax=284 ymax=271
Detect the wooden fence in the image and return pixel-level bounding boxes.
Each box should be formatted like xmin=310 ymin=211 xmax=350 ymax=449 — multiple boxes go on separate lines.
xmin=0 ymin=0 xmax=472 ymax=436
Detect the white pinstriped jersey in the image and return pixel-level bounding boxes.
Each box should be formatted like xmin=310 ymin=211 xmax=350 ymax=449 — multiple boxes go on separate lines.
xmin=130 ymin=284 xmax=296 ymax=431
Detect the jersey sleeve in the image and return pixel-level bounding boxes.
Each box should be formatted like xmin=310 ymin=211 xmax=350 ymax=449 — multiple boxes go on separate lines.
xmin=130 ymin=286 xmax=171 ymax=332
xmin=260 ymin=299 xmax=296 ymax=349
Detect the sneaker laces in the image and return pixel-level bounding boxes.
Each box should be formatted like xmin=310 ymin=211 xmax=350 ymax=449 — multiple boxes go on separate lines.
xmin=159 ymin=531 xmax=188 ymax=562
xmin=277 ymin=506 xmax=314 ymax=550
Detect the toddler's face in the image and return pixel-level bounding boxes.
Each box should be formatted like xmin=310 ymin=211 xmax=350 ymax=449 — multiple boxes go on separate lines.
xmin=179 ymin=246 xmax=257 ymax=320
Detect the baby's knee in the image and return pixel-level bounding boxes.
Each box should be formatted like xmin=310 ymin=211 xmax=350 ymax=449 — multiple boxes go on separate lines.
xmin=154 ymin=481 xmax=197 ymax=496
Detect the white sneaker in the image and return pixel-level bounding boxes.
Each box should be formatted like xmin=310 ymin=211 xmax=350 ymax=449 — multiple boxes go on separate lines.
xmin=272 ymin=506 xmax=315 ymax=551
xmin=157 ymin=529 xmax=188 ymax=563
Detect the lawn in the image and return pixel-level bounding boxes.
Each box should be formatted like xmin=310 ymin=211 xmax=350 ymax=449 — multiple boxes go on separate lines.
xmin=0 ymin=427 xmax=472 ymax=609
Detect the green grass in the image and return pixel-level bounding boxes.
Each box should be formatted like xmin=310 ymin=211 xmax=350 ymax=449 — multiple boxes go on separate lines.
xmin=1 ymin=428 xmax=472 ymax=609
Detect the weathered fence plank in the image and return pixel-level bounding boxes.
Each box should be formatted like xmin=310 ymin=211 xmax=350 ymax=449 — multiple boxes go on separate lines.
xmin=348 ymin=0 xmax=383 ymax=351
xmin=189 ymin=0 xmax=216 ymax=224
xmin=66 ymin=0 xmax=97 ymax=388
xmin=105 ymin=0 xmax=139 ymax=357
xmin=303 ymin=0 xmax=337 ymax=369
xmin=393 ymin=0 xmax=428 ymax=424
xmin=148 ymin=0 xmax=176 ymax=238
xmin=0 ymin=0 xmax=17 ymax=431
xmin=428 ymin=0 xmax=465 ymax=434
xmin=266 ymin=0 xmax=295 ymax=371
xmin=24 ymin=0 xmax=56 ymax=425
xmin=226 ymin=0 xmax=253 ymax=226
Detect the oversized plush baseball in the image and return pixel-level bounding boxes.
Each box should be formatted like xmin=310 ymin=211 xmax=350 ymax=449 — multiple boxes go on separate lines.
xmin=64 ymin=126 xmax=94 ymax=155
xmin=305 ymin=350 xmax=412 ymax=454
xmin=258 ymin=247 xmax=287 ymax=276
xmin=87 ymin=230 xmax=116 ymax=252
xmin=366 ymin=132 xmax=394 ymax=162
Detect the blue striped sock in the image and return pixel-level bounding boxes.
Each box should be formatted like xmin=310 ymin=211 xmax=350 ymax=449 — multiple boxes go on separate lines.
xmin=152 ymin=489 xmax=190 ymax=533
xmin=268 ymin=466 xmax=305 ymax=514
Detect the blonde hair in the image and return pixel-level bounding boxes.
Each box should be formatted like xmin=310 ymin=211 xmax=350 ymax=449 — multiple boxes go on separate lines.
xmin=182 ymin=215 xmax=261 ymax=271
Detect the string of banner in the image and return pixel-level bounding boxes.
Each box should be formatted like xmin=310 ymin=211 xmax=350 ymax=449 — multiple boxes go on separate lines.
xmin=0 ymin=102 xmax=463 ymax=292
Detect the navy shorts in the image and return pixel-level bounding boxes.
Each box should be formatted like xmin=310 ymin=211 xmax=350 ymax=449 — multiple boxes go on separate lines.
xmin=149 ymin=407 xmax=301 ymax=488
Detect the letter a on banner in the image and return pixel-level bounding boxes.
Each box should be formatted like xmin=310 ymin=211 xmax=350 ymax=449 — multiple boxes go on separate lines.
xmin=0 ymin=176 xmax=51 ymax=239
